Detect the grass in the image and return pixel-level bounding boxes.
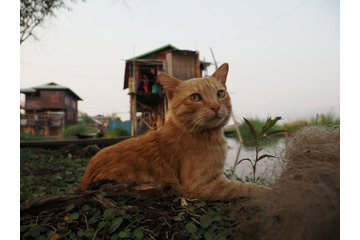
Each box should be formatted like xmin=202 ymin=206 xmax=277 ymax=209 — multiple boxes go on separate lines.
xmin=284 ymin=113 xmax=340 ymax=132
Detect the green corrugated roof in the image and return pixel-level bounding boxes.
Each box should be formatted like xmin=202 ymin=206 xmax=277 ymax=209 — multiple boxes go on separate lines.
xmin=21 ymin=82 xmax=82 ymax=100
xmin=126 ymin=44 xmax=178 ymax=61
xmin=20 ymin=88 xmax=36 ymax=93
xmin=33 ymin=82 xmax=70 ymax=90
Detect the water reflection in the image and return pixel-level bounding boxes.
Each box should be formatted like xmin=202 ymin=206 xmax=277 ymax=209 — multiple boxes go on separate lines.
xmin=225 ymin=137 xmax=286 ymax=183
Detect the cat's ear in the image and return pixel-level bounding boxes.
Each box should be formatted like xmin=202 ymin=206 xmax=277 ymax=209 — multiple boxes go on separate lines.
xmin=158 ymin=72 xmax=181 ymax=100
xmin=211 ymin=63 xmax=229 ymax=86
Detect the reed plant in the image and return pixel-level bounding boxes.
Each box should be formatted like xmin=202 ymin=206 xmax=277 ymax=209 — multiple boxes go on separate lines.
xmin=235 ymin=116 xmax=285 ymax=183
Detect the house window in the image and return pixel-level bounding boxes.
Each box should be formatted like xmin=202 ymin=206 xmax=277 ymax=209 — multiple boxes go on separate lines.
xmin=65 ymin=97 xmax=70 ymax=106
xmin=71 ymin=100 xmax=76 ymax=109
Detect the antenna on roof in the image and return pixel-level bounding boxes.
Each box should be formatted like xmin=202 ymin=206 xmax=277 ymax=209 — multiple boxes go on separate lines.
xmin=210 ymin=47 xmax=218 ymax=69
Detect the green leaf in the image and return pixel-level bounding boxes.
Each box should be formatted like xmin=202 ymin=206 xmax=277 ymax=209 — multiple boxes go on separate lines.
xmin=110 ymin=234 xmax=119 ymax=240
xmin=91 ymin=208 xmax=101 ymax=218
xmin=118 ymin=231 xmax=127 ymax=238
xmin=65 ymin=204 xmax=75 ymax=213
xmin=81 ymin=204 xmax=92 ymax=212
xmin=77 ymin=229 xmax=84 ymax=237
xmin=236 ymin=158 xmax=253 ymax=167
xmin=69 ymin=232 xmax=77 ymax=240
xmin=243 ymin=118 xmax=257 ymax=142
xmin=108 ymin=217 xmax=123 ymax=233
xmin=28 ymin=225 xmax=42 ymax=238
xmin=257 ymin=154 xmax=277 ymax=162
xmin=185 ymin=223 xmax=198 ymax=233
xmin=173 ymin=215 xmax=183 ymax=221
xmin=97 ymin=221 xmax=108 ymax=229
xmin=204 ymin=231 xmax=215 ymax=240
xmin=212 ymin=215 xmax=222 ymax=222
xmin=261 ymin=116 xmax=282 ymax=134
xmin=200 ymin=216 xmax=213 ymax=229
xmin=69 ymin=212 xmax=79 ymax=221
xmin=88 ymin=218 xmax=98 ymax=224
xmin=84 ymin=230 xmax=95 ymax=238
xmin=133 ymin=229 xmax=144 ymax=239
xmin=103 ymin=208 xmax=116 ymax=221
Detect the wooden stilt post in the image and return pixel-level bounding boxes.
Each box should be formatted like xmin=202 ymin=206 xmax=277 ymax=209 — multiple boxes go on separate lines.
xmin=130 ymin=93 xmax=137 ymax=136
xmin=130 ymin=59 xmax=137 ymax=136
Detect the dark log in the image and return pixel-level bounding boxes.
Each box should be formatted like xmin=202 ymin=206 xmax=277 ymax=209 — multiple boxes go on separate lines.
xmin=20 ymin=180 xmax=178 ymax=218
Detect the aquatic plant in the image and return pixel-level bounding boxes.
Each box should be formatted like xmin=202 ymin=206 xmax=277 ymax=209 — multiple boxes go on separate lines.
xmin=235 ymin=116 xmax=285 ymax=183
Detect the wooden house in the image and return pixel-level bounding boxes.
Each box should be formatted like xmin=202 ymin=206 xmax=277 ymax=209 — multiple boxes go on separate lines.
xmin=20 ymin=82 xmax=82 ymax=136
xmin=123 ymin=44 xmax=210 ymax=135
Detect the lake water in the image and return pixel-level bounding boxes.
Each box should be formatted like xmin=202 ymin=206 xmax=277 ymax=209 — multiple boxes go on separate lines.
xmin=224 ymin=137 xmax=286 ymax=183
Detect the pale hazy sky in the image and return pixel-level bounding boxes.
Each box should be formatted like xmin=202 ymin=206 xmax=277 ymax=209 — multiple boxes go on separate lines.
xmin=20 ymin=0 xmax=340 ymax=122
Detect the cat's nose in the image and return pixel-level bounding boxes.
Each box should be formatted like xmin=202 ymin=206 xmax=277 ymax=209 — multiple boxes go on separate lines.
xmin=210 ymin=105 xmax=220 ymax=114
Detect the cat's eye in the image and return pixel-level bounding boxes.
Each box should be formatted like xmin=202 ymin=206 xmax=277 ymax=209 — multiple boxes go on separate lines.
xmin=189 ymin=94 xmax=202 ymax=102
xmin=217 ymin=90 xmax=226 ymax=98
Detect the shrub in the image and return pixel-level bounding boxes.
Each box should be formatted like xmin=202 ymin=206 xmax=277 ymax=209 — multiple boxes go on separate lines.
xmin=62 ymin=122 xmax=94 ymax=137
xmin=105 ymin=127 xmax=129 ymax=137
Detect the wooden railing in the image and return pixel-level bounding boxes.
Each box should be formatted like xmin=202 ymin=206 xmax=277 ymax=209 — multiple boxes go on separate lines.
xmin=20 ymin=112 xmax=65 ymax=127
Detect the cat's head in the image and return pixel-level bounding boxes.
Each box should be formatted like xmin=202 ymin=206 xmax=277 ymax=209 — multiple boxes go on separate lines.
xmin=158 ymin=63 xmax=232 ymax=132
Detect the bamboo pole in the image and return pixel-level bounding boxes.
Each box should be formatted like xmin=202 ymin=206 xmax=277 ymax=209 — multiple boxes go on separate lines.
xmin=232 ymin=114 xmax=244 ymax=169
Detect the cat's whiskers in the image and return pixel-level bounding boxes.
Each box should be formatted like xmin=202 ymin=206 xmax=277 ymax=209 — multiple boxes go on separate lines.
xmin=187 ymin=117 xmax=204 ymax=135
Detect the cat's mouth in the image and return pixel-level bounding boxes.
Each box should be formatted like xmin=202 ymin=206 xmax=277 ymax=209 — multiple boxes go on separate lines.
xmin=213 ymin=110 xmax=226 ymax=120
xmin=207 ymin=112 xmax=227 ymax=126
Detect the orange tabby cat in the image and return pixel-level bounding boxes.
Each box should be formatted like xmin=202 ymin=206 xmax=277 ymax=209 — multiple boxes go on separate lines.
xmin=81 ymin=63 xmax=267 ymax=200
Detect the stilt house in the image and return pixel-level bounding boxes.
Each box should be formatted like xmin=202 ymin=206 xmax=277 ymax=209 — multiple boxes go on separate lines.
xmin=20 ymin=82 xmax=82 ymax=136
xmin=123 ymin=44 xmax=210 ymax=135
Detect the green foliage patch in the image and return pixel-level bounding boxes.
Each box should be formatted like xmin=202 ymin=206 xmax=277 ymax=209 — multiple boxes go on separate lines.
xmin=20 ymin=148 xmax=258 ymax=239
xmin=20 ymin=148 xmax=90 ymax=204
xmin=21 ymin=196 xmax=248 ymax=240
xmin=62 ymin=122 xmax=97 ymax=137
xmin=105 ymin=128 xmax=129 ymax=137
xmin=20 ymin=132 xmax=58 ymax=141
